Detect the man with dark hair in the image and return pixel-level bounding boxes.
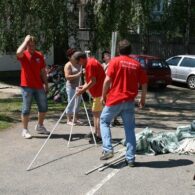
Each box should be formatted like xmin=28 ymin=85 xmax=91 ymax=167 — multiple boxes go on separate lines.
xmin=100 ymin=39 xmax=148 ymax=167
xmin=73 ymin=52 xmax=105 ymax=143
xmin=16 ymin=35 xmax=49 ymax=139
xmin=102 ymin=50 xmax=111 ymax=71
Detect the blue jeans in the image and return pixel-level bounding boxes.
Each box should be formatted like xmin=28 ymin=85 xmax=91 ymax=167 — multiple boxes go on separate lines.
xmin=66 ymin=85 xmax=81 ymax=114
xmin=21 ymin=87 xmax=48 ymax=115
xmin=100 ymin=101 xmax=136 ymax=162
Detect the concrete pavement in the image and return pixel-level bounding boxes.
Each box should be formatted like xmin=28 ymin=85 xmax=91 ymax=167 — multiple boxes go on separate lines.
xmin=0 ymin=84 xmax=195 ymax=195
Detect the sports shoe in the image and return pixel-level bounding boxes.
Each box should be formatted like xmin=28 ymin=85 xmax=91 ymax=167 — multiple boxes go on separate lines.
xmin=35 ymin=124 xmax=50 ymax=135
xmin=125 ymin=159 xmax=135 ymax=167
xmin=113 ymin=118 xmax=121 ymax=126
xmin=100 ymin=151 xmax=114 ymax=160
xmin=89 ymin=134 xmax=102 ymax=144
xmin=84 ymin=132 xmax=93 ymax=139
xmin=67 ymin=121 xmax=76 ymax=126
xmin=75 ymin=120 xmax=83 ymax=125
xmin=22 ymin=129 xmax=32 ymax=139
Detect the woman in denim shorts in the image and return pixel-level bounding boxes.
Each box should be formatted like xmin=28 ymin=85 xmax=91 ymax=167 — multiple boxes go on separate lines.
xmin=64 ymin=49 xmax=82 ymax=126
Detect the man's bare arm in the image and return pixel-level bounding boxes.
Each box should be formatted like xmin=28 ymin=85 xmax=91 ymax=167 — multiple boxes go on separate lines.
xmin=101 ymin=75 xmax=111 ymax=104
xmin=77 ymin=77 xmax=96 ymax=95
xmin=16 ymin=35 xmax=31 ymax=58
xmin=41 ymin=68 xmax=49 ymax=93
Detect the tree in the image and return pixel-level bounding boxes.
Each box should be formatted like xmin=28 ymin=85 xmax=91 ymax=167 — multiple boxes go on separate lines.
xmin=88 ymin=0 xmax=156 ymax=54
xmin=0 ymin=0 xmax=79 ymax=63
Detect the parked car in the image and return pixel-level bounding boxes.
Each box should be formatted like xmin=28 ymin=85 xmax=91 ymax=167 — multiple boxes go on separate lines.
xmin=166 ymin=55 xmax=195 ymax=89
xmin=130 ymin=54 xmax=172 ymax=88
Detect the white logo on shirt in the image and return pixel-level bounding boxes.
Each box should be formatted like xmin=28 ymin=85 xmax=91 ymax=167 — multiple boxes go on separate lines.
xmin=36 ymin=58 xmax=40 ymax=63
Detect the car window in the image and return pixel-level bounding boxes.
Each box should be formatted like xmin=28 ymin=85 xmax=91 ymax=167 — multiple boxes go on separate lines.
xmin=135 ymin=57 xmax=145 ymax=68
xmin=180 ymin=57 xmax=195 ymax=68
xmin=166 ymin=57 xmax=181 ymax=66
xmin=148 ymin=59 xmax=169 ymax=68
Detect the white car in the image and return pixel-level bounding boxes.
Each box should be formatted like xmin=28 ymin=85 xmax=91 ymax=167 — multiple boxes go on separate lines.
xmin=166 ymin=55 xmax=195 ymax=89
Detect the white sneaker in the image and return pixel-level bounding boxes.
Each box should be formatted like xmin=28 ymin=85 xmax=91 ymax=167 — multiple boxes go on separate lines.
xmin=22 ymin=129 xmax=32 ymax=139
xmin=35 ymin=124 xmax=50 ymax=135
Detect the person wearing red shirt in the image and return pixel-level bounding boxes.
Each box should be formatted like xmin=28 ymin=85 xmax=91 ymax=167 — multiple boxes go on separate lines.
xmin=16 ymin=35 xmax=49 ymax=139
xmin=100 ymin=40 xmax=148 ymax=166
xmin=73 ymin=52 xmax=105 ymax=143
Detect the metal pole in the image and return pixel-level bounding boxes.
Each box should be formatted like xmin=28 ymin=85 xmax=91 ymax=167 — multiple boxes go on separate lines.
xmin=26 ymin=93 xmax=77 ymax=171
xmin=67 ymin=96 xmax=78 ymax=147
xmin=111 ymin=31 xmax=117 ymax=58
xmin=81 ymin=95 xmax=97 ymax=146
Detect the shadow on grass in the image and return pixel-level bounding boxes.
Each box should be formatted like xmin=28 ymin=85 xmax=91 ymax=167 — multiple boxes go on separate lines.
xmin=0 ymin=71 xmax=20 ymax=86
xmin=0 ymin=115 xmax=14 ymax=122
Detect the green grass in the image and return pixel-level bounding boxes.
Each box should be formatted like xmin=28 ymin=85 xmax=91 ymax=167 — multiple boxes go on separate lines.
xmin=0 ymin=96 xmax=91 ymax=131
xmin=0 ymin=98 xmax=21 ymax=130
xmin=0 ymin=97 xmax=70 ymax=131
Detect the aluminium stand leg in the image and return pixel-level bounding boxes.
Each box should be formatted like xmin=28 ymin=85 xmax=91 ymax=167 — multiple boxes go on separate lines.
xmin=67 ymin=96 xmax=78 ymax=147
xmin=67 ymin=94 xmax=97 ymax=147
xmin=81 ymin=95 xmax=97 ymax=146
xmin=26 ymin=93 xmax=77 ymax=171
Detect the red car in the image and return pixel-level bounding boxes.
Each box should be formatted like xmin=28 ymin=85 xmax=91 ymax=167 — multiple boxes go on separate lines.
xmin=130 ymin=54 xmax=172 ymax=88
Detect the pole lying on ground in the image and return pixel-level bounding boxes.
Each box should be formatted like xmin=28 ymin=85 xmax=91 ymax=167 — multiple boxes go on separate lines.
xmin=98 ymin=155 xmax=125 ymax=172
xmin=85 ymin=149 xmax=125 ymax=175
xmin=26 ymin=93 xmax=77 ymax=171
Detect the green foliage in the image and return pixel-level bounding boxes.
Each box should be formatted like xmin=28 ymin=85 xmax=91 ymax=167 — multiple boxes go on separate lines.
xmin=0 ymin=0 xmax=194 ymax=54
xmin=0 ymin=0 xmax=78 ymax=54
xmin=89 ymin=0 xmax=157 ymax=53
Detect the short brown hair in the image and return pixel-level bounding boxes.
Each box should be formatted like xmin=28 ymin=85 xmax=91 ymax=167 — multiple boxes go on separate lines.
xmin=118 ymin=39 xmax=131 ymax=55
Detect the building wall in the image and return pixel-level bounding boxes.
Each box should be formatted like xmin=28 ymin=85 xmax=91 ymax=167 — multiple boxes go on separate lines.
xmin=0 ymin=46 xmax=54 ymax=71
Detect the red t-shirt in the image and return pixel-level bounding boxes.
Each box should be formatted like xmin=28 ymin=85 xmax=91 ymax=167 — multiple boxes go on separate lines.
xmin=85 ymin=58 xmax=105 ymax=97
xmin=106 ymin=55 xmax=148 ymax=106
xmin=17 ymin=50 xmax=46 ymax=89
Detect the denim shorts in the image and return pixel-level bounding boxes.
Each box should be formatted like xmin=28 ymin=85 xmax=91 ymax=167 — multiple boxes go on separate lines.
xmin=65 ymin=85 xmax=81 ymax=114
xmin=21 ymin=87 xmax=48 ymax=115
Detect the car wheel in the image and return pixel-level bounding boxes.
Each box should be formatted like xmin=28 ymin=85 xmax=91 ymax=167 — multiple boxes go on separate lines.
xmin=187 ymin=75 xmax=195 ymax=89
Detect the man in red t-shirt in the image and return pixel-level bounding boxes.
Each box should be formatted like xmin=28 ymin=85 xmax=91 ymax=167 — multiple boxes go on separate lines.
xmin=73 ymin=52 xmax=105 ymax=143
xmin=100 ymin=40 xmax=148 ymax=166
xmin=16 ymin=35 xmax=49 ymax=139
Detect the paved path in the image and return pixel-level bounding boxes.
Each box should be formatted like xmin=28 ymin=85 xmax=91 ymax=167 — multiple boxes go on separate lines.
xmin=0 ymin=84 xmax=195 ymax=195
xmin=0 ymin=82 xmax=20 ymax=99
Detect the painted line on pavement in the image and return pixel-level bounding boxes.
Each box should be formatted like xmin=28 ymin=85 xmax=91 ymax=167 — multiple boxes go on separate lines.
xmin=86 ymin=169 xmax=120 ymax=195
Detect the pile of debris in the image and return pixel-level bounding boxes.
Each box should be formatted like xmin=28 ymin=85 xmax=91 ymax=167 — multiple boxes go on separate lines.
xmin=136 ymin=120 xmax=195 ymax=155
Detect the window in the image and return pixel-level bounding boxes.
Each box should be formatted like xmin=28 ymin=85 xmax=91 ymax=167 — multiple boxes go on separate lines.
xmin=148 ymin=59 xmax=169 ymax=68
xmin=166 ymin=57 xmax=181 ymax=66
xmin=180 ymin=58 xmax=195 ymax=68
xmin=136 ymin=57 xmax=145 ymax=68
